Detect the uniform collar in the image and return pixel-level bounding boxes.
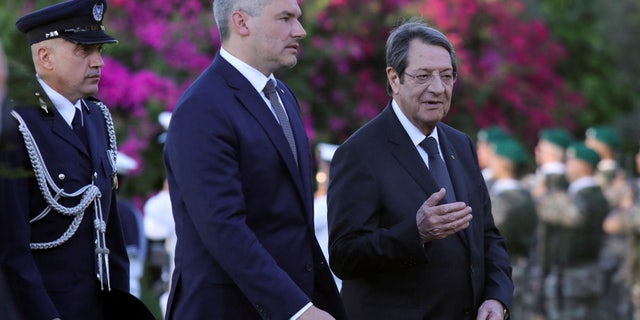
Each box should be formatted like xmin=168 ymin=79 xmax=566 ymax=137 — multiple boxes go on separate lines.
xmin=36 ymin=74 xmax=81 ymax=127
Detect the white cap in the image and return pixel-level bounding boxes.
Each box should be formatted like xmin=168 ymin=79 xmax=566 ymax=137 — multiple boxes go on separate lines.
xmin=158 ymin=111 xmax=172 ymax=130
xmin=317 ymin=143 xmax=339 ymax=163
xmin=116 ymin=152 xmax=138 ymax=175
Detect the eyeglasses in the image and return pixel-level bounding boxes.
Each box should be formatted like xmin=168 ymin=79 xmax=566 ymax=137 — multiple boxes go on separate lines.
xmin=403 ymin=70 xmax=457 ymax=87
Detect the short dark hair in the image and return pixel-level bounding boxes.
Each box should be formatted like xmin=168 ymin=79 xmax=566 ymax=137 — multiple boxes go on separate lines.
xmin=385 ymin=18 xmax=457 ymax=95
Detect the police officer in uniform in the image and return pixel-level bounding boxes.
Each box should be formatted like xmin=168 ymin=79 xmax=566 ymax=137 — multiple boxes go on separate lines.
xmin=0 ymin=0 xmax=153 ymax=319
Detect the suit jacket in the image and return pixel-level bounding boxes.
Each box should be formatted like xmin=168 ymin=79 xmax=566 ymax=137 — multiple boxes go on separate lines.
xmin=0 ymin=83 xmax=129 ymax=320
xmin=163 ymin=53 xmax=345 ymax=320
xmin=328 ymin=104 xmax=513 ymax=320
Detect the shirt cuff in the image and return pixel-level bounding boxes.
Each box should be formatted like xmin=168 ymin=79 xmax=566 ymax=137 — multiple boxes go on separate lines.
xmin=290 ymin=302 xmax=313 ymax=320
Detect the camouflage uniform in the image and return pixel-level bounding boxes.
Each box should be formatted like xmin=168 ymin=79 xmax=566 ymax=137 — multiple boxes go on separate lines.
xmin=538 ymin=182 xmax=609 ymax=320
xmin=491 ymin=183 xmax=538 ymax=319
xmin=488 ymin=137 xmax=536 ymax=319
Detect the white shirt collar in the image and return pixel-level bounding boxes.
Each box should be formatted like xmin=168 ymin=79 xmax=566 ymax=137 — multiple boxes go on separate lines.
xmin=219 ymin=47 xmax=275 ymax=95
xmin=392 ymin=99 xmax=441 ymax=146
xmin=491 ymin=179 xmax=522 ymax=194
xmin=37 ymin=74 xmax=80 ymax=127
xmin=568 ymin=176 xmax=598 ymax=195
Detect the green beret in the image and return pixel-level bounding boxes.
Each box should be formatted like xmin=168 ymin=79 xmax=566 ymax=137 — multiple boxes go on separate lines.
xmin=567 ymin=142 xmax=600 ymax=166
xmin=585 ymin=125 xmax=620 ymax=149
xmin=477 ymin=126 xmax=510 ymax=143
xmin=494 ymin=138 xmax=529 ymax=164
xmin=539 ymin=127 xmax=573 ymax=149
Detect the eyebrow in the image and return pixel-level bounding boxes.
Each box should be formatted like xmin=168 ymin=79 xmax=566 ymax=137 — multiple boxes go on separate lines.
xmin=275 ymin=10 xmax=301 ymax=18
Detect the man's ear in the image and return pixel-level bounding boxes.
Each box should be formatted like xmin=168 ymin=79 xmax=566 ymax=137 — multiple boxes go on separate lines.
xmin=230 ymin=10 xmax=251 ymax=37
xmin=386 ymin=67 xmax=400 ymax=95
xmin=35 ymin=45 xmax=54 ymax=71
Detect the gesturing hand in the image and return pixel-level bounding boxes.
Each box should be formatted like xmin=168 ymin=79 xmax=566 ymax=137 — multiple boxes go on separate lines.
xmin=416 ymin=188 xmax=472 ymax=243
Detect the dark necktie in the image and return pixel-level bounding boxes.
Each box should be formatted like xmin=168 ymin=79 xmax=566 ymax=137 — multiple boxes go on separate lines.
xmin=420 ymin=136 xmax=455 ymax=203
xmin=72 ymin=107 xmax=89 ymax=148
xmin=263 ymin=79 xmax=298 ymax=165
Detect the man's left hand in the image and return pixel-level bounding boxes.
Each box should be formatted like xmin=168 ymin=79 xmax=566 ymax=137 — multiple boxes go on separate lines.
xmin=476 ymin=299 xmax=507 ymax=320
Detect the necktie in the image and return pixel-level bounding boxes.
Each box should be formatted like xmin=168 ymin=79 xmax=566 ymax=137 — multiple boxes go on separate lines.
xmin=420 ymin=136 xmax=455 ymax=203
xmin=263 ymin=79 xmax=298 ymax=165
xmin=72 ymin=107 xmax=89 ymax=148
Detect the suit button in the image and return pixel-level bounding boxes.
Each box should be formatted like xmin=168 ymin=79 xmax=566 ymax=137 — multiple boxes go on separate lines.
xmin=58 ymin=173 xmax=65 ymax=180
xmin=305 ymin=264 xmax=313 ymax=272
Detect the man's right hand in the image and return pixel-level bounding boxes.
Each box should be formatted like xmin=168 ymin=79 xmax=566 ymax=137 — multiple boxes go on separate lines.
xmin=297 ymin=305 xmax=335 ymax=320
xmin=416 ymin=188 xmax=473 ymax=243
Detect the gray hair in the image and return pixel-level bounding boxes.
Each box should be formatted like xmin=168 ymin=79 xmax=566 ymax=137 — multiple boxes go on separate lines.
xmin=213 ymin=0 xmax=270 ymax=41
xmin=385 ymin=18 xmax=457 ymax=95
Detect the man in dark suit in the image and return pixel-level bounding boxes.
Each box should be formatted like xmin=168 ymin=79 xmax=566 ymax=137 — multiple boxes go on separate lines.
xmin=0 ymin=1 xmax=153 ymax=319
xmin=327 ymin=19 xmax=513 ymax=320
xmin=162 ymin=0 xmax=345 ymax=319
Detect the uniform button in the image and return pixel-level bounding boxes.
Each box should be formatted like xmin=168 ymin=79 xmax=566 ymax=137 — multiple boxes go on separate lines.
xmin=58 ymin=173 xmax=65 ymax=180
xmin=93 ymin=172 xmax=98 ymax=179
xmin=305 ymin=264 xmax=313 ymax=272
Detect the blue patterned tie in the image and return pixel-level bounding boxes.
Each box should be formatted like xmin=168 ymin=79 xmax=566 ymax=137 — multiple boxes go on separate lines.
xmin=263 ymin=80 xmax=298 ymax=165
xmin=420 ymin=137 xmax=455 ymax=203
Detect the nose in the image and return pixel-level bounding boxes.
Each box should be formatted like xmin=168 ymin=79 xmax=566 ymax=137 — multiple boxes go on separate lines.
xmin=428 ymin=75 xmax=445 ymax=94
xmin=90 ymin=51 xmax=104 ymax=68
xmin=293 ymin=19 xmax=307 ymax=39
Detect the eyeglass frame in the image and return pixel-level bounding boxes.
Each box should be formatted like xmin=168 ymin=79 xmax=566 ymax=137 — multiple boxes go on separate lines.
xmin=402 ymin=70 xmax=457 ymax=87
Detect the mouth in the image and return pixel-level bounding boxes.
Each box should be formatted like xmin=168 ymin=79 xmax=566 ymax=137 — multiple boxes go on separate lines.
xmin=424 ymin=100 xmax=443 ymax=108
xmin=286 ymin=43 xmax=300 ymax=52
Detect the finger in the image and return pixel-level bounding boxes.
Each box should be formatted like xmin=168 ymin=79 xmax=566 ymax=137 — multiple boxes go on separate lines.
xmin=423 ymin=188 xmax=446 ymax=207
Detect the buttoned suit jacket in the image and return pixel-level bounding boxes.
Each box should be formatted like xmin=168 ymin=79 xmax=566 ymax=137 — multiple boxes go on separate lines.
xmin=0 ymin=82 xmax=129 ymax=320
xmin=163 ymin=53 xmax=345 ymax=320
xmin=328 ymin=104 xmax=513 ymax=320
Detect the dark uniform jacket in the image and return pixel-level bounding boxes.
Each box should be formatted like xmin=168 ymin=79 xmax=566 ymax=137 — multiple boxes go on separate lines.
xmin=0 ymin=82 xmax=129 ymax=320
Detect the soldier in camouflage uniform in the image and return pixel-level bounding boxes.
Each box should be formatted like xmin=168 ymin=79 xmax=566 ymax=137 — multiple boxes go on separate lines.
xmin=538 ymin=142 xmax=609 ymax=320
xmin=586 ymin=125 xmax=634 ymax=317
xmin=488 ymin=137 xmax=538 ymax=319
xmin=602 ymin=145 xmax=640 ymax=319
xmin=477 ymin=125 xmax=511 ymax=190
xmin=527 ymin=128 xmax=573 ymax=319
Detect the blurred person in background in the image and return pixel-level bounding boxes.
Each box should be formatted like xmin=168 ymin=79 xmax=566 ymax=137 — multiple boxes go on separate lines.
xmin=601 ymin=142 xmax=640 ymax=319
xmin=526 ymin=127 xmax=573 ymax=318
xmin=143 ymin=177 xmax=174 ymax=317
xmin=143 ymin=111 xmax=175 ymax=317
xmin=585 ymin=125 xmax=634 ymax=318
xmin=476 ymin=125 xmax=511 ymax=189
xmin=0 ymin=37 xmax=22 ymax=320
xmin=115 ymin=152 xmax=146 ymax=299
xmin=487 ymin=137 xmax=538 ymax=319
xmin=538 ymin=142 xmax=609 ymax=320
xmin=313 ymin=142 xmax=342 ymax=291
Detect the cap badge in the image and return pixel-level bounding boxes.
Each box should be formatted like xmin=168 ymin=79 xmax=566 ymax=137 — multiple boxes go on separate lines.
xmin=93 ymin=3 xmax=104 ymax=22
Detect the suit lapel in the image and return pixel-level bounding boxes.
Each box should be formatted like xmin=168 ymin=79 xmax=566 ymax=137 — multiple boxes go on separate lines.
xmin=212 ymin=56 xmax=310 ymax=214
xmin=383 ymin=107 xmax=471 ymax=248
xmin=383 ymin=106 xmax=442 ymax=197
